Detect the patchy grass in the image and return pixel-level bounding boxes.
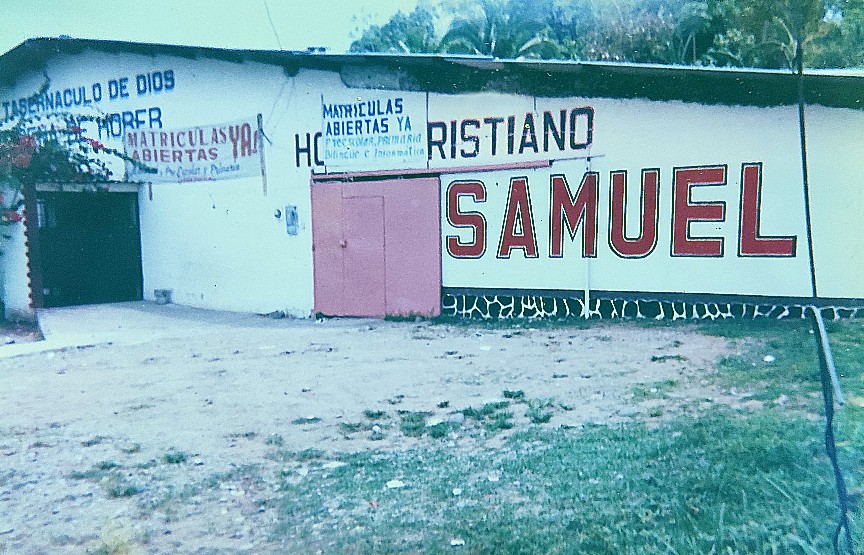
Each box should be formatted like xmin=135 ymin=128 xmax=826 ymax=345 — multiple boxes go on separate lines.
xmin=484 ymin=411 xmax=515 ymax=432
xmin=363 ymin=409 xmax=388 ymax=420
xmin=68 ymin=461 xmax=144 ymax=499
xmin=429 ymin=313 xmax=595 ymax=330
xmin=265 ymin=433 xmax=284 ymax=446
xmin=502 ymin=389 xmax=526 ymax=401
xmin=269 ymin=407 xmax=861 ymax=553
xmin=399 ymin=411 xmax=431 ymax=437
xmin=632 ymin=379 xmax=679 ymax=401
xmin=203 ymin=464 xmax=263 ymax=490
xmin=650 ymin=354 xmax=688 ymax=363
xmin=81 ymin=435 xmax=107 ymax=447
xmin=105 ymin=477 xmax=144 ymax=498
xmin=120 ymin=442 xmax=141 ymax=454
xmin=458 ymin=401 xmax=517 ymax=432
xmin=269 ymin=448 xmax=326 ymax=463
xmin=260 ymin=318 xmax=864 ymax=553
xmin=69 ymin=461 xmax=121 ymax=481
xmin=425 ymin=422 xmax=452 ymax=439
xmin=162 ymin=450 xmax=188 ymax=465
xmin=144 ymin=482 xmax=203 ymax=521
xmin=339 ymin=421 xmax=372 ymax=434
xmin=523 ymin=398 xmax=556 ymax=424
xmin=709 ymin=318 xmax=864 ymax=409
xmin=291 ymin=416 xmax=322 ymax=425
xmin=461 ymin=401 xmax=510 ymax=420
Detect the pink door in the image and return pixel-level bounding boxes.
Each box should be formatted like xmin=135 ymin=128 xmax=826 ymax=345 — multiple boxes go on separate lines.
xmin=311 ymin=182 xmax=343 ymax=316
xmin=311 ymin=177 xmax=441 ymax=317
xmin=343 ymin=196 xmax=386 ymax=316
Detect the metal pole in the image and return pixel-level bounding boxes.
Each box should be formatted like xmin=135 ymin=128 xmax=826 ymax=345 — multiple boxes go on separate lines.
xmin=257 ymin=113 xmax=268 ymax=197
xmin=812 ymin=306 xmax=846 ymax=406
xmin=797 ymin=43 xmax=853 ymax=555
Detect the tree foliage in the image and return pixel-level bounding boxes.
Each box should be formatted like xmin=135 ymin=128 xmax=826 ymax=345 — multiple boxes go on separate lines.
xmin=349 ymin=5 xmax=439 ymax=54
xmin=438 ymin=0 xmax=564 ymax=58
xmin=350 ymin=0 xmax=864 ymax=69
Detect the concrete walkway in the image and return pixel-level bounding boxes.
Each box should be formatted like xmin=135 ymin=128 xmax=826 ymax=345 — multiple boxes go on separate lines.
xmin=1 ymin=301 xmax=277 ymax=358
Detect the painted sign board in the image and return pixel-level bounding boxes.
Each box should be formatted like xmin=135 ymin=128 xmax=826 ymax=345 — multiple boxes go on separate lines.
xmin=320 ymin=90 xmax=427 ymax=170
xmin=426 ymin=93 xmax=594 ymax=170
xmin=441 ymin=163 xmax=809 ymax=298
xmin=124 ymin=116 xmax=262 ymax=183
xmin=439 ymin=95 xmax=830 ymax=299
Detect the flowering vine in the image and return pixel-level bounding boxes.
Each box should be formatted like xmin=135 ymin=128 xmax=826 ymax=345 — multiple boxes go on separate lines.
xmin=0 ymin=84 xmax=153 ymax=228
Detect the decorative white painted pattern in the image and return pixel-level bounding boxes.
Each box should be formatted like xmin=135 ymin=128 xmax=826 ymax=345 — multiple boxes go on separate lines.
xmin=441 ymin=294 xmax=864 ymax=321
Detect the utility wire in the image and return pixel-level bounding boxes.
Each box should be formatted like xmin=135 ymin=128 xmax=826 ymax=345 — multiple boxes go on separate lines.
xmin=796 ymin=41 xmax=854 ymax=555
xmin=812 ymin=306 xmax=854 ymax=555
xmin=263 ymin=0 xmax=284 ymax=50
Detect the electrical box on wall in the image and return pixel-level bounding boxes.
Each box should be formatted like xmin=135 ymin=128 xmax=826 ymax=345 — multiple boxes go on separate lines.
xmin=285 ymin=205 xmax=299 ymax=235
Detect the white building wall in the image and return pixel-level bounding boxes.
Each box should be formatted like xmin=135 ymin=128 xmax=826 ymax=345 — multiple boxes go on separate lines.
xmin=0 ymin=185 xmax=31 ymax=320
xmin=803 ymin=105 xmax=864 ymax=300
xmin=1 ymin=52 xmax=361 ymax=316
xmin=1 ymin=45 xmax=862 ymax=316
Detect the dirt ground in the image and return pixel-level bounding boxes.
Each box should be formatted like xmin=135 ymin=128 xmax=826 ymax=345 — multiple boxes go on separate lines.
xmin=0 ymin=314 xmax=745 ymax=554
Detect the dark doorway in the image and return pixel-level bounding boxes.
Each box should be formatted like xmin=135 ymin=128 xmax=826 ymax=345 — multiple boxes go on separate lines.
xmin=32 ymin=191 xmax=143 ymax=308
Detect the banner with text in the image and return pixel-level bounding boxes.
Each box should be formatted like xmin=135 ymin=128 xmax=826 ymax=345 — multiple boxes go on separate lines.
xmin=124 ymin=116 xmax=262 ymax=183
xmin=321 ymin=91 xmax=427 ymax=170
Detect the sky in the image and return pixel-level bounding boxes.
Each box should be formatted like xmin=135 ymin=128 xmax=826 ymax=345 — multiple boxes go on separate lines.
xmin=0 ymin=0 xmax=421 ymax=56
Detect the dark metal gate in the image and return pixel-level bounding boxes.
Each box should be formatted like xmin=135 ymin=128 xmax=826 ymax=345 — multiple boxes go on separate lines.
xmin=27 ymin=189 xmax=143 ymax=308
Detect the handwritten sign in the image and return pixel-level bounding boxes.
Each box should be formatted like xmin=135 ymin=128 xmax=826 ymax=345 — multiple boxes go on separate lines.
xmin=124 ymin=116 xmax=262 ymax=183
xmin=321 ymin=91 xmax=427 ymax=170
xmin=2 ymin=70 xmax=176 ymax=121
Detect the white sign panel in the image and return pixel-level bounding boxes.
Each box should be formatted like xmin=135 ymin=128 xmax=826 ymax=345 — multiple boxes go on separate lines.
xmin=124 ymin=116 xmax=262 ymax=183
xmin=440 ymin=97 xmax=814 ymax=298
xmin=321 ymin=91 xmax=427 ymax=170
xmin=426 ymin=92 xmax=594 ymax=169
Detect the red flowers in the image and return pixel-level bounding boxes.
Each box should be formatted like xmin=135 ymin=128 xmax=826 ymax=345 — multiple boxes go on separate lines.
xmin=1 ymin=134 xmax=37 ymax=169
xmin=17 ymin=135 xmax=36 ymax=149
xmin=12 ymin=153 xmax=32 ymax=168
xmin=2 ymin=210 xmax=23 ymax=223
xmin=86 ymin=137 xmax=105 ymax=152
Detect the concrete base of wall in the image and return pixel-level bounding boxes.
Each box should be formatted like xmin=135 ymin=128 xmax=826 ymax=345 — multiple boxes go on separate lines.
xmin=3 ymin=305 xmax=36 ymax=324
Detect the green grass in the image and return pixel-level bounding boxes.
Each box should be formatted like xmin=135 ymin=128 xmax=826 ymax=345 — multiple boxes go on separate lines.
xmin=68 ymin=461 xmax=145 ymax=499
xmin=461 ymin=401 xmax=510 ymax=420
xmin=268 ymin=448 xmax=326 ymax=462
xmin=502 ymin=389 xmax=526 ymax=401
xmin=426 ymin=422 xmax=452 ymax=438
xmin=269 ymin=408 xmax=860 ymax=553
xmin=399 ymin=411 xmax=431 ymax=437
xmin=524 ymin=398 xmax=556 ymax=424
xmin=363 ymin=409 xmax=388 ymax=420
xmin=162 ymin=450 xmax=188 ymax=464
xmin=709 ymin=318 xmax=864 ymax=408
xmin=105 ymin=478 xmax=144 ymax=498
xmin=483 ymin=411 xmax=515 ymax=431
xmin=54 ymin=316 xmax=858 ymax=552
xmin=651 ymin=354 xmax=688 ymax=363
xmin=291 ymin=416 xmax=322 ymax=425
xmin=260 ymin=318 xmax=864 ymax=553
xmin=632 ymin=379 xmax=679 ymax=401
xmin=339 ymin=421 xmax=369 ymax=434
xmin=265 ymin=433 xmax=284 ymax=446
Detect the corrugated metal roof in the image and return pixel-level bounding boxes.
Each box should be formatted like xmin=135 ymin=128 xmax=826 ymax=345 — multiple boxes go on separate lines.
xmin=1 ymin=37 xmax=862 ymax=109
